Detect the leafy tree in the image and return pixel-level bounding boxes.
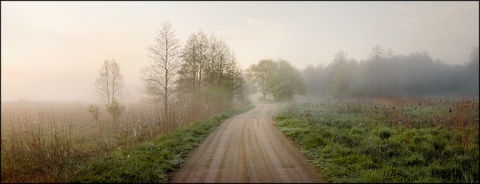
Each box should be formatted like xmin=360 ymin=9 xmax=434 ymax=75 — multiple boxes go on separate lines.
xmin=177 ymin=30 xmax=208 ymax=95
xmin=271 ymin=59 xmax=306 ymax=101
xmin=246 ymin=59 xmax=277 ymax=99
xmin=247 ymin=59 xmax=306 ymax=101
xmin=177 ymin=30 xmax=248 ymax=108
xmin=330 ymin=60 xmax=356 ymax=98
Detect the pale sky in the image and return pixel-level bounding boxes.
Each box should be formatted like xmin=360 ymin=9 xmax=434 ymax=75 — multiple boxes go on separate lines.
xmin=1 ymin=1 xmax=479 ymax=102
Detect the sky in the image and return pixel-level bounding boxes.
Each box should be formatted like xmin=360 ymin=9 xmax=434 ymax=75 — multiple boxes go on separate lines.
xmin=1 ymin=1 xmax=479 ymax=102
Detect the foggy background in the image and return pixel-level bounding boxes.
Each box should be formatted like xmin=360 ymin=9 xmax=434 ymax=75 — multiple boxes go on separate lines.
xmin=2 ymin=1 xmax=479 ymax=102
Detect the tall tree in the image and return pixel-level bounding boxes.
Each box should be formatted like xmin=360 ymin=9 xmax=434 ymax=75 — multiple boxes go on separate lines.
xmin=95 ymin=58 xmax=124 ymax=136
xmin=247 ymin=59 xmax=305 ymax=101
xmin=141 ymin=20 xmax=181 ymax=119
xmin=177 ymin=30 xmax=209 ymax=94
xmin=178 ymin=31 xmax=245 ymax=105
xmin=271 ymin=59 xmax=306 ymax=101
xmin=95 ymin=59 xmax=124 ymax=106
xmin=330 ymin=59 xmax=357 ymax=98
xmin=246 ymin=59 xmax=276 ymax=99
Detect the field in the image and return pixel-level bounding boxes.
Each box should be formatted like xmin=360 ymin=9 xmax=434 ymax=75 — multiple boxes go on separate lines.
xmin=274 ymin=96 xmax=479 ymax=183
xmin=1 ymin=100 xmax=244 ymax=183
xmin=2 ymin=96 xmax=478 ymax=183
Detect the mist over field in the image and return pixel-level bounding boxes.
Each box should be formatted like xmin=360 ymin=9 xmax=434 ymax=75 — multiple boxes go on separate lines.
xmin=1 ymin=1 xmax=479 ymax=183
xmin=1 ymin=1 xmax=478 ymax=103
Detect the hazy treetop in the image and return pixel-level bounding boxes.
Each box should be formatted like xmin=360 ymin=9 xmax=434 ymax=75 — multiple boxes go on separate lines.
xmin=1 ymin=1 xmax=478 ymax=102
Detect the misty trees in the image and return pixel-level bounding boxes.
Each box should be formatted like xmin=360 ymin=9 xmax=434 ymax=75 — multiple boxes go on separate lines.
xmin=466 ymin=46 xmax=479 ymax=93
xmin=231 ymin=67 xmax=251 ymax=105
xmin=271 ymin=60 xmax=306 ymax=101
xmin=245 ymin=59 xmax=276 ymax=99
xmin=96 ymin=59 xmax=124 ymax=106
xmin=246 ymin=59 xmax=306 ymax=101
xmin=87 ymin=104 xmax=100 ymax=123
xmin=302 ymin=64 xmax=318 ymax=95
xmin=94 ymin=59 xmax=125 ymax=135
xmin=141 ymin=21 xmax=181 ymax=121
xmin=301 ymin=64 xmax=329 ymax=97
xmin=330 ymin=59 xmax=357 ymax=98
xmin=301 ymin=45 xmax=480 ymax=98
xmin=327 ymin=50 xmax=354 ymax=98
xmin=177 ymin=31 xmax=208 ymax=95
xmin=138 ymin=23 xmax=249 ymax=127
xmin=176 ymin=30 xmax=248 ymax=109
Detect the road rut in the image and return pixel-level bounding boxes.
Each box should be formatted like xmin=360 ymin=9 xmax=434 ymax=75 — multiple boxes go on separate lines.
xmin=170 ymin=103 xmax=326 ymax=183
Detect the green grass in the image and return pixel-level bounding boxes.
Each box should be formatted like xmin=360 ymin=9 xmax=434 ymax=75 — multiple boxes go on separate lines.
xmin=72 ymin=105 xmax=254 ymax=183
xmin=274 ymin=101 xmax=479 ymax=183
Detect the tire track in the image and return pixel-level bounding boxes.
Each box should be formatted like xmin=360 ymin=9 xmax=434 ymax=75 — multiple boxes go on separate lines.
xmin=170 ymin=103 xmax=326 ymax=183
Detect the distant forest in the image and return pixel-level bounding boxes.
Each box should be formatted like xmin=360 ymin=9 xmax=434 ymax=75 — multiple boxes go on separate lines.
xmin=301 ymin=45 xmax=479 ymax=98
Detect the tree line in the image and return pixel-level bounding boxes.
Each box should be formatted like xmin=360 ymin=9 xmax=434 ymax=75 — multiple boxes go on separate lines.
xmin=91 ymin=21 xmax=479 ymax=128
xmin=302 ymin=45 xmax=479 ymax=98
xmin=141 ymin=21 xmax=251 ymax=125
xmin=92 ymin=20 xmax=249 ymax=130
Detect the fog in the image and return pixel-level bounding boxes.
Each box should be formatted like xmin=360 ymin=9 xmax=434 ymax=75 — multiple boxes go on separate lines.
xmin=301 ymin=45 xmax=479 ymax=99
xmin=1 ymin=1 xmax=479 ymax=102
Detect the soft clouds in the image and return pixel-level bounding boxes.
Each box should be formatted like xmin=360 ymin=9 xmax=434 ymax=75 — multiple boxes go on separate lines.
xmin=226 ymin=18 xmax=286 ymax=43
xmin=382 ymin=2 xmax=478 ymax=62
xmin=2 ymin=2 xmax=478 ymax=102
xmin=386 ymin=2 xmax=477 ymax=36
xmin=246 ymin=17 xmax=286 ymax=37
xmin=225 ymin=29 xmax=260 ymax=43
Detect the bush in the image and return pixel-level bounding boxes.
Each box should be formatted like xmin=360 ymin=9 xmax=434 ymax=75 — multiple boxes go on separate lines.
xmin=302 ymin=132 xmax=327 ymax=148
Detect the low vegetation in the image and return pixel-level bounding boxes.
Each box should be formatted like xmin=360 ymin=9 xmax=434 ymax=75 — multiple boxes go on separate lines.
xmin=1 ymin=101 xmax=251 ymax=183
xmin=73 ymin=105 xmax=253 ymax=183
xmin=1 ymin=20 xmax=252 ymax=183
xmin=274 ymin=96 xmax=479 ymax=183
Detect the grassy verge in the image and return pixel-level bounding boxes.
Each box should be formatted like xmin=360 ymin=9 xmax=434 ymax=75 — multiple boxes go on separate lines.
xmin=274 ymin=101 xmax=478 ymax=183
xmin=72 ymin=105 xmax=254 ymax=183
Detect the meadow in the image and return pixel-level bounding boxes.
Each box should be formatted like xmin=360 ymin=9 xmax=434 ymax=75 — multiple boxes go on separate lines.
xmin=274 ymin=96 xmax=479 ymax=183
xmin=1 ymin=100 xmax=248 ymax=183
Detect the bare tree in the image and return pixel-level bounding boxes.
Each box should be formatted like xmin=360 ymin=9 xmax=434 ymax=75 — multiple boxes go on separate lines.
xmin=141 ymin=20 xmax=181 ymax=120
xmin=95 ymin=59 xmax=124 ymax=106
xmin=95 ymin=59 xmax=125 ymax=136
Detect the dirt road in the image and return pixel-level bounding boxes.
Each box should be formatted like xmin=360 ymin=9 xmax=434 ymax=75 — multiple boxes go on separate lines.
xmin=170 ymin=103 xmax=326 ymax=183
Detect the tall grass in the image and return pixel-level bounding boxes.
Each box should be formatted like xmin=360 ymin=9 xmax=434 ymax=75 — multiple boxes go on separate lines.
xmin=274 ymin=96 xmax=479 ymax=183
xmin=1 ymin=100 xmax=247 ymax=183
xmin=72 ymin=105 xmax=253 ymax=183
